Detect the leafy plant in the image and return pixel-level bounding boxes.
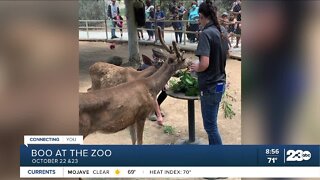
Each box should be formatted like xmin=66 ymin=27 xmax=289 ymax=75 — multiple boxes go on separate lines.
xmin=222 ymin=98 xmax=236 ymax=119
xmin=221 ymin=82 xmax=236 ymax=119
xmin=163 ymin=125 xmax=175 ymax=135
xmin=79 ymin=0 xmax=105 ymax=20
xmin=169 ymin=70 xmax=199 ymax=96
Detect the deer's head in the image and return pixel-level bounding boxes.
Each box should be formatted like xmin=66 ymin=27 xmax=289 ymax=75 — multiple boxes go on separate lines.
xmin=157 ymin=26 xmax=186 ymax=68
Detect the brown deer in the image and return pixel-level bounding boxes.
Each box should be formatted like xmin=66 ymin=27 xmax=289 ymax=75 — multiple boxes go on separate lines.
xmin=87 ymin=27 xmax=191 ymax=91
xmin=87 ymin=50 xmax=167 ymax=91
xmin=88 ymin=61 xmax=158 ymax=90
xmin=79 ymin=39 xmax=185 ymax=144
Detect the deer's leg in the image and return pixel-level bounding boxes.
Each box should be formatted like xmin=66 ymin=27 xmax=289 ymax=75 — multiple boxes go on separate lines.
xmin=136 ymin=119 xmax=146 ymax=145
xmin=79 ymin=113 xmax=91 ymax=138
xmin=129 ymin=123 xmax=137 ymax=145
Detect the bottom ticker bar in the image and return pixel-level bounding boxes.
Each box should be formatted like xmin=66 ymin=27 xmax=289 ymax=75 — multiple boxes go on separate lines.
xmin=20 ymin=167 xmax=320 ymax=178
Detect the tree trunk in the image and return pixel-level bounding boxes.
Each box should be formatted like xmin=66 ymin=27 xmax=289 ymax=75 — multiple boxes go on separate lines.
xmin=125 ymin=0 xmax=140 ymax=67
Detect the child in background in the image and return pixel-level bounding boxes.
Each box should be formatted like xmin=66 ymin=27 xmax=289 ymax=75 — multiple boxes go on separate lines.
xmin=115 ymin=14 xmax=123 ymax=37
xmin=172 ymin=14 xmax=183 ymax=43
xmin=155 ymin=5 xmax=165 ymax=42
xmin=220 ymin=12 xmax=231 ymax=57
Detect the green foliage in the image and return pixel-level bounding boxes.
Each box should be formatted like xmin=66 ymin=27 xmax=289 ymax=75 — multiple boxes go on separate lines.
xmin=170 ymin=70 xmax=199 ymax=96
xmin=221 ymin=87 xmax=236 ymax=119
xmin=163 ymin=125 xmax=175 ymax=135
xmin=79 ymin=0 xmax=106 ymax=20
xmin=134 ymin=0 xmax=145 ymax=8
xmin=222 ymin=98 xmax=236 ymax=119
xmin=214 ymin=0 xmax=235 ymax=14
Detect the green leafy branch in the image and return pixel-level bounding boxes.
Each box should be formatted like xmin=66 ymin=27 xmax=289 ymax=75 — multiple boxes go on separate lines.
xmin=221 ymin=82 xmax=236 ymax=119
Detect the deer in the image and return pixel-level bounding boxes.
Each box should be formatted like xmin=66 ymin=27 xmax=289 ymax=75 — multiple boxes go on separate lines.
xmin=79 ymin=33 xmax=186 ymax=145
xmin=87 ymin=27 xmax=192 ymax=91
xmin=87 ymin=53 xmax=162 ymax=91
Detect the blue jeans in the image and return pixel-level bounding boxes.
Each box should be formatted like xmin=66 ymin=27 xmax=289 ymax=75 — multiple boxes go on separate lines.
xmin=200 ymin=83 xmax=225 ymax=145
xmin=111 ymin=21 xmax=116 ymax=37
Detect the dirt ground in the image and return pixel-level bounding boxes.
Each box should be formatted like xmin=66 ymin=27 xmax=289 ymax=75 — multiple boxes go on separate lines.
xmin=79 ymin=41 xmax=241 ymax=146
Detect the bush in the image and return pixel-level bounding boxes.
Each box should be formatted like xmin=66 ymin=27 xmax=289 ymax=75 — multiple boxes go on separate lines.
xmin=79 ymin=0 xmax=105 ymax=20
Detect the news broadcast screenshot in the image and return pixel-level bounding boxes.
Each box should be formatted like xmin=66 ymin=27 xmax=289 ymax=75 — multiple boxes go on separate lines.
xmin=0 ymin=0 xmax=319 ymax=179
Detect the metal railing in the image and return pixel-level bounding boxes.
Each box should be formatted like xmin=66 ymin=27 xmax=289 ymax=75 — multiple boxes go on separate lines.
xmin=79 ymin=19 xmax=241 ymax=44
xmin=79 ymin=20 xmax=108 ymax=40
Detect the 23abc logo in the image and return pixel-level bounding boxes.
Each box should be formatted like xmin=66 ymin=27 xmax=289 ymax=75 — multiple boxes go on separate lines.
xmin=286 ymin=150 xmax=311 ymax=162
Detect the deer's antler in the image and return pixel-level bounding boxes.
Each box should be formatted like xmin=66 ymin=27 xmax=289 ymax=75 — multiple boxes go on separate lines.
xmin=172 ymin=41 xmax=185 ymax=62
xmin=158 ymin=26 xmax=173 ymax=54
xmin=157 ymin=26 xmax=185 ymax=62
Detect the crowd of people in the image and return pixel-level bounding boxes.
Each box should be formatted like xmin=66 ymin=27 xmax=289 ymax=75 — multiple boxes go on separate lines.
xmin=223 ymin=0 xmax=242 ymax=48
xmin=107 ymin=0 xmax=241 ymax=49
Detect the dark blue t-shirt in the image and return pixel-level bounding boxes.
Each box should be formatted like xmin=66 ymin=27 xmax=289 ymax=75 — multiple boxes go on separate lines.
xmin=155 ymin=11 xmax=165 ymax=28
xmin=195 ymin=22 xmax=226 ymax=91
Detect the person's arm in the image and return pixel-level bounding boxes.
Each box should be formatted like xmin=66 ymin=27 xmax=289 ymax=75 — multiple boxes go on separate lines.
xmin=107 ymin=5 xmax=111 ymax=19
xmin=190 ymin=56 xmax=209 ymax=72
xmin=153 ymin=100 xmax=163 ymax=124
xmin=185 ymin=9 xmax=188 ymax=16
xmin=191 ymin=32 xmax=211 ymax=72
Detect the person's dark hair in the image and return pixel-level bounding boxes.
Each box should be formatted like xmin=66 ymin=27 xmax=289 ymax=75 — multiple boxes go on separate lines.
xmin=199 ymin=0 xmax=221 ymax=33
xmin=145 ymin=0 xmax=151 ymax=7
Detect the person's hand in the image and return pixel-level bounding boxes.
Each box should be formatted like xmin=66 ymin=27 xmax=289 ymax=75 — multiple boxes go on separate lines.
xmin=189 ymin=62 xmax=199 ymax=72
xmin=164 ymin=84 xmax=169 ymax=90
xmin=157 ymin=115 xmax=163 ymax=126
